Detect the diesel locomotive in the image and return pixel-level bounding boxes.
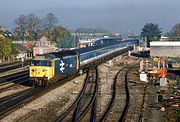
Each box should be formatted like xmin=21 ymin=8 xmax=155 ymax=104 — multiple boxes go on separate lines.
xmin=29 ymin=39 xmax=139 ymax=86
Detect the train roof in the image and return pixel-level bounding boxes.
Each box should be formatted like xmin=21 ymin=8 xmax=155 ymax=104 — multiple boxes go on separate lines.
xmin=34 ymin=50 xmax=77 ymax=60
xmin=73 ymin=39 xmax=139 ymax=54
xmin=35 ymin=42 xmax=120 ymax=59
xmin=34 ymin=39 xmax=138 ymax=59
xmin=73 ymin=41 xmax=123 ymax=54
xmin=48 ymin=50 xmax=78 ymax=58
xmin=34 ymin=54 xmax=56 ymax=60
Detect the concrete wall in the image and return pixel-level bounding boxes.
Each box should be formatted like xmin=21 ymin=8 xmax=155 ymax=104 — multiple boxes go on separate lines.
xmin=150 ymin=46 xmax=180 ymax=57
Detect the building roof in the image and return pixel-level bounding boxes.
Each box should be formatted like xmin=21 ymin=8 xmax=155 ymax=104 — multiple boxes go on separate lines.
xmin=0 ymin=30 xmax=13 ymax=39
xmin=14 ymin=43 xmax=28 ymax=52
xmin=22 ymin=43 xmax=33 ymax=50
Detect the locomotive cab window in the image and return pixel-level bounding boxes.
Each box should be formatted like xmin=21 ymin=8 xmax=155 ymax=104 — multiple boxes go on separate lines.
xmin=31 ymin=60 xmax=52 ymax=66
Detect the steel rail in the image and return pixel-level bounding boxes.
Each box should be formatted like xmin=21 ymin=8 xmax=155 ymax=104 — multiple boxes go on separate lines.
xmin=99 ymin=66 xmax=127 ymax=122
xmin=0 ymin=87 xmax=42 ymax=115
xmin=99 ymin=59 xmax=139 ymax=122
xmin=119 ymin=68 xmax=131 ymax=122
xmin=77 ymin=67 xmax=99 ymax=121
xmin=0 ymin=79 xmax=29 ymax=93
xmin=0 ymin=71 xmax=28 ymax=84
xmin=55 ymin=70 xmax=89 ymax=122
xmin=119 ymin=62 xmax=139 ymax=122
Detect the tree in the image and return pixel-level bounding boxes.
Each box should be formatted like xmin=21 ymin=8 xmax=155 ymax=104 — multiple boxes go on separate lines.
xmin=12 ymin=26 xmax=25 ymax=40
xmin=14 ymin=15 xmax=27 ymax=40
xmin=42 ymin=13 xmax=58 ymax=39
xmin=141 ymin=23 xmax=162 ymax=47
xmin=168 ymin=23 xmax=180 ymax=37
xmin=51 ymin=26 xmax=74 ymax=48
xmin=73 ymin=35 xmax=79 ymax=47
xmin=0 ymin=37 xmax=16 ymax=61
xmin=14 ymin=13 xmax=41 ymax=41
xmin=14 ymin=13 xmax=59 ymax=41
xmin=26 ymin=13 xmax=41 ymax=40
xmin=0 ymin=25 xmax=8 ymax=32
xmin=43 ymin=13 xmax=58 ymax=31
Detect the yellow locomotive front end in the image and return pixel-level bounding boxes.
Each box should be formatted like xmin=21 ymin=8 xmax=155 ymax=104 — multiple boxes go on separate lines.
xmin=29 ymin=66 xmax=53 ymax=80
xmin=29 ymin=55 xmax=54 ymax=86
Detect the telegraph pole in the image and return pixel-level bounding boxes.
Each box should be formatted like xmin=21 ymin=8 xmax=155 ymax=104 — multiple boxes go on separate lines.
xmin=74 ymin=35 xmax=75 ymax=48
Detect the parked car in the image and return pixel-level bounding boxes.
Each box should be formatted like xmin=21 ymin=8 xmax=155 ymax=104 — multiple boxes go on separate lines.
xmin=166 ymin=59 xmax=179 ymax=68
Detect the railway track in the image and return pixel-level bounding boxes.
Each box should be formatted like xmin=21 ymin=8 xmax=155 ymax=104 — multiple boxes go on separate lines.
xmin=119 ymin=66 xmax=132 ymax=122
xmin=0 ymin=71 xmax=29 ymax=94
xmin=0 ymin=78 xmax=29 ymax=94
xmin=99 ymin=66 xmax=126 ymax=121
xmin=55 ymin=60 xmax=139 ymax=122
xmin=0 ymin=70 xmax=28 ymax=83
xmin=55 ymin=70 xmax=90 ymax=121
xmin=0 ymin=61 xmax=20 ymax=67
xmin=0 ymin=69 xmax=83 ymax=119
xmin=97 ymin=59 xmax=139 ymax=121
xmin=0 ymin=63 xmax=22 ymax=73
xmin=75 ymin=67 xmax=98 ymax=122
xmin=55 ymin=67 xmax=99 ymax=122
xmin=0 ymin=71 xmax=34 ymax=117
xmin=0 ymin=60 xmax=30 ymax=73
xmin=0 ymin=87 xmax=43 ymax=117
xmin=0 ymin=53 xmax=142 ymax=121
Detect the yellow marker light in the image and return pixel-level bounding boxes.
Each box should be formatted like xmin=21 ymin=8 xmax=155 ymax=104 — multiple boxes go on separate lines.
xmin=43 ymin=69 xmax=47 ymax=72
xmin=31 ymin=69 xmax=35 ymax=72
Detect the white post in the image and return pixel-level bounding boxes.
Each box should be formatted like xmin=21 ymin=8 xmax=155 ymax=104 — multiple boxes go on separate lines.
xmin=140 ymin=60 xmax=144 ymax=71
xmin=109 ymin=60 xmax=113 ymax=66
xmin=128 ymin=50 xmax=131 ymax=56
xmin=133 ymin=45 xmax=136 ymax=53
xmin=21 ymin=57 xmax=24 ymax=67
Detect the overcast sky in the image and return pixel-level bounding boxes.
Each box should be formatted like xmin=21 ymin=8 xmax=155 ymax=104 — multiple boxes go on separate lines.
xmin=1 ymin=0 xmax=180 ymax=34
